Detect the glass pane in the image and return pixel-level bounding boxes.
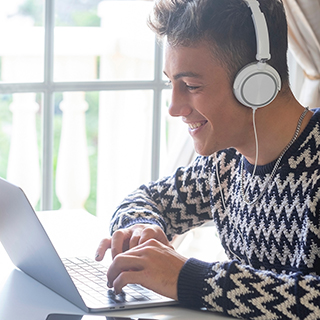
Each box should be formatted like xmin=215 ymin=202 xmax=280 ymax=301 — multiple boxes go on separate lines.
xmin=159 ymin=89 xmax=195 ymax=177
xmin=53 ymin=91 xmax=99 ymax=215
xmin=0 ymin=93 xmax=42 ymax=210
xmin=0 ymin=1 xmax=44 ymax=83
xmin=54 ymin=0 xmax=155 ymax=82
xmin=97 ymin=90 xmax=153 ymax=219
xmin=53 ymin=90 xmax=152 ymax=217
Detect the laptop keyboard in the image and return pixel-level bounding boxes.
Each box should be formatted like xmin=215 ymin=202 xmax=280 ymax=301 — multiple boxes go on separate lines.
xmin=62 ymin=257 xmax=164 ymax=307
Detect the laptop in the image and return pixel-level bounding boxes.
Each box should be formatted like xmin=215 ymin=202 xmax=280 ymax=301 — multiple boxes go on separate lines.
xmin=0 ymin=177 xmax=178 ymax=313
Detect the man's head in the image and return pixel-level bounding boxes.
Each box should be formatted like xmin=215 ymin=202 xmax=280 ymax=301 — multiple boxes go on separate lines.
xmin=148 ymin=0 xmax=289 ymax=87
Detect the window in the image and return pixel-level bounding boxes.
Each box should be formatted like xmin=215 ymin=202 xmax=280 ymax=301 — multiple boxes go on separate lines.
xmin=0 ymin=0 xmax=178 ymax=220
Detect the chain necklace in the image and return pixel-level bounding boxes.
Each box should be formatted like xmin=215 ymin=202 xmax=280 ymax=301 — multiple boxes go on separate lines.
xmin=241 ymin=107 xmax=309 ymax=205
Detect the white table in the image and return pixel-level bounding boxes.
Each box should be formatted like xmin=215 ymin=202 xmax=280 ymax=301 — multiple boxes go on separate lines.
xmin=0 ymin=210 xmax=230 ymax=320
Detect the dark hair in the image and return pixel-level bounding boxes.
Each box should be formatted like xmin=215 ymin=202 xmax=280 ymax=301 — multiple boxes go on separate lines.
xmin=148 ymin=0 xmax=289 ymax=85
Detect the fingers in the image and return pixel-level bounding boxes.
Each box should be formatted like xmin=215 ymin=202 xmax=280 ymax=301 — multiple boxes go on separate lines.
xmin=107 ymin=254 xmax=143 ymax=293
xmin=95 ymin=238 xmax=112 ymax=261
xmin=106 ymin=239 xmax=186 ymax=299
xmin=95 ymin=229 xmax=136 ymax=261
xmin=111 ymin=229 xmax=132 ymax=259
xmin=95 ymin=224 xmax=171 ymax=262
xmin=129 ymin=228 xmax=142 ymax=249
xmin=113 ymin=270 xmax=144 ymax=295
xmin=139 ymin=225 xmax=172 ymax=247
xmin=139 ymin=225 xmax=160 ymax=244
xmin=111 ymin=225 xmax=166 ymax=258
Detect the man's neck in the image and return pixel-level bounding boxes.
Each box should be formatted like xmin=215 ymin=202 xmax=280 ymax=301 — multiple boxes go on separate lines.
xmin=238 ymin=92 xmax=313 ymax=166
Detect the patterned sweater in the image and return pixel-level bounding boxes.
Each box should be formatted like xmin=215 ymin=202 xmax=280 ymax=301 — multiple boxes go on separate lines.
xmin=110 ymin=108 xmax=320 ymax=319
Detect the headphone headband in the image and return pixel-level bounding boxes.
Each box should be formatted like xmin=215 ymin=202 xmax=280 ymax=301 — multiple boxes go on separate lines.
xmin=243 ymin=0 xmax=271 ymax=61
xmin=233 ymin=0 xmax=281 ymax=109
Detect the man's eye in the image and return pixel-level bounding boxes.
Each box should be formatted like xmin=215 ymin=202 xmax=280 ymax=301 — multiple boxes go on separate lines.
xmin=186 ymin=84 xmax=200 ymax=91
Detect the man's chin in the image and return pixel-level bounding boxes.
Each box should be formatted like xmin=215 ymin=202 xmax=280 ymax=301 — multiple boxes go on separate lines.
xmin=194 ymin=144 xmax=222 ymax=157
xmin=194 ymin=146 xmax=212 ymax=157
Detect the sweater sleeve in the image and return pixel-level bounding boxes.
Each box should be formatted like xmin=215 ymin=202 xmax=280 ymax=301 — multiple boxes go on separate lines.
xmin=109 ymin=156 xmax=214 ymax=240
xmin=178 ymin=258 xmax=320 ymax=319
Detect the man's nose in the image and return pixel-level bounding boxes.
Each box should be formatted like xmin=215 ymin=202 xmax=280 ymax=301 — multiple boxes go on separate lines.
xmin=168 ymin=89 xmax=192 ymax=117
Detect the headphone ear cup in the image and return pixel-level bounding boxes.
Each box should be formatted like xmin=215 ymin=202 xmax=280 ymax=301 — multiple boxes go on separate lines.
xmin=233 ymin=62 xmax=281 ymax=109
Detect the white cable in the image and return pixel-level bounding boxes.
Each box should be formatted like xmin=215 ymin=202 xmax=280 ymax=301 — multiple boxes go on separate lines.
xmin=214 ymin=108 xmax=260 ymax=267
xmin=243 ymin=108 xmax=259 ymax=195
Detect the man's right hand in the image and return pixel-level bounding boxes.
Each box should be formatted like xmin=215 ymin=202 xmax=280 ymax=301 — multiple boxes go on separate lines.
xmin=95 ymin=224 xmax=172 ymax=261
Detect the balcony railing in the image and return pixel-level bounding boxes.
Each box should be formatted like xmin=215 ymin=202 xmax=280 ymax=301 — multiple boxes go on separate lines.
xmin=0 ymin=1 xmax=163 ymax=220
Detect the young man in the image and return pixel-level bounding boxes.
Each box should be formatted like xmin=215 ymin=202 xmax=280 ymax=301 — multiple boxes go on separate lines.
xmin=96 ymin=0 xmax=320 ymax=318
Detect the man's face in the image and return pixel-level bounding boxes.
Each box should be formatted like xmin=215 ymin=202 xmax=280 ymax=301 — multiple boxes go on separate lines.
xmin=163 ymin=42 xmax=251 ymax=156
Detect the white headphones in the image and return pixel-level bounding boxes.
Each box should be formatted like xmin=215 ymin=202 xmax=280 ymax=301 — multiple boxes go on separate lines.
xmin=233 ymin=0 xmax=281 ymax=109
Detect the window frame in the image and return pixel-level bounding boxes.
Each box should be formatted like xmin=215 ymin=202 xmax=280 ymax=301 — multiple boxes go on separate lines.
xmin=0 ymin=0 xmax=167 ymax=211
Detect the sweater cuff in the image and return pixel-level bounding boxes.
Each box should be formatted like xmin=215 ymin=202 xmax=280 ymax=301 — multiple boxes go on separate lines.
xmin=177 ymin=258 xmax=215 ymax=309
xmin=110 ymin=217 xmax=165 ymax=235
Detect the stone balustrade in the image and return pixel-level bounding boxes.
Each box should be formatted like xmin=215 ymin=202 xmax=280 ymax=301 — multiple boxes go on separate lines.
xmin=0 ymin=1 xmax=156 ymax=217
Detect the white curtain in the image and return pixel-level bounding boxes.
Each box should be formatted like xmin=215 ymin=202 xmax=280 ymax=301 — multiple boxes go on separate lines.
xmin=283 ymin=0 xmax=320 ymax=109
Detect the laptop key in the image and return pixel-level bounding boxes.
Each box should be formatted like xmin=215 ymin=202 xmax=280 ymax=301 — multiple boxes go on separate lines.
xmin=64 ymin=257 xmax=162 ymax=305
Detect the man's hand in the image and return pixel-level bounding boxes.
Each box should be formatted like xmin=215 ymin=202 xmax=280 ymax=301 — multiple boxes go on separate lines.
xmin=95 ymin=224 xmax=173 ymax=261
xmin=95 ymin=224 xmax=186 ymax=300
xmin=106 ymin=239 xmax=187 ymax=300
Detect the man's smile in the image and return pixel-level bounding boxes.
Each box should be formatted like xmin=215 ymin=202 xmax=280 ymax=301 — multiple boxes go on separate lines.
xmin=187 ymin=120 xmax=208 ymax=131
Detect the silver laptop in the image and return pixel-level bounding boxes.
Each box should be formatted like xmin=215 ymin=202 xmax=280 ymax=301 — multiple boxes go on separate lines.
xmin=0 ymin=177 xmax=178 ymax=313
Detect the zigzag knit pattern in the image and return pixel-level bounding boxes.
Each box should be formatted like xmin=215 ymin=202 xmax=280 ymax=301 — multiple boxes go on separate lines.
xmin=110 ymin=108 xmax=320 ymax=319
